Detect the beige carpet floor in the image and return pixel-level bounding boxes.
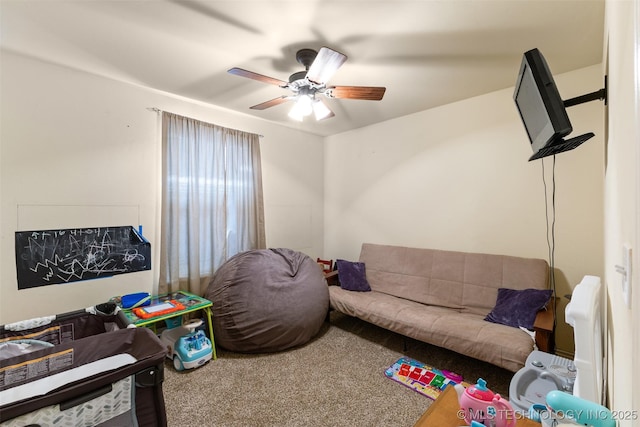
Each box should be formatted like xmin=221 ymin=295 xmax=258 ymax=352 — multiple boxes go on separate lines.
xmin=162 ymin=312 xmax=514 ymax=427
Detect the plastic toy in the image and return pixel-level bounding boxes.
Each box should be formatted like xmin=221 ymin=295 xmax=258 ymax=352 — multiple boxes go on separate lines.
xmin=121 ymin=292 xmax=151 ymax=309
xmin=133 ymin=300 xmax=185 ymax=319
xmin=384 ymin=356 xmax=469 ymax=400
xmin=160 ymin=318 xmax=212 ymax=371
xmin=454 ymin=378 xmax=517 ymax=427
xmin=544 ymin=390 xmax=615 ymax=427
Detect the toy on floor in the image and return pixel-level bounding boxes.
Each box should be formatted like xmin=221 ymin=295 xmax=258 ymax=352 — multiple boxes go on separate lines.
xmin=384 ymin=357 xmax=469 ymax=400
xmin=160 ymin=318 xmax=212 ymax=371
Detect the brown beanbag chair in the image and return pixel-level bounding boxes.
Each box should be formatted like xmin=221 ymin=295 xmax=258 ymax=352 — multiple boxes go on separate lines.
xmin=205 ymin=248 xmax=329 ymax=353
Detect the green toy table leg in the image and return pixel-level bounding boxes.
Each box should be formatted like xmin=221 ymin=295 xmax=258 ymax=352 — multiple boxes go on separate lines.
xmin=204 ymin=307 xmax=217 ymax=360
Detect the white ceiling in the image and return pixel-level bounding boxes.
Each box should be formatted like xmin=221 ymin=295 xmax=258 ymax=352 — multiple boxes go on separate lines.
xmin=1 ymin=0 xmax=605 ymax=137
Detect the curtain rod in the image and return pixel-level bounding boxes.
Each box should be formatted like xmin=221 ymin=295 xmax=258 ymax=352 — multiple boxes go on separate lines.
xmin=147 ymin=107 xmax=264 ymax=138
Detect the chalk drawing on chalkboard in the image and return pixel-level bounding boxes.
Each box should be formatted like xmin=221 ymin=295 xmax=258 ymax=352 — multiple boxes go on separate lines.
xmin=15 ymin=226 xmax=151 ymax=289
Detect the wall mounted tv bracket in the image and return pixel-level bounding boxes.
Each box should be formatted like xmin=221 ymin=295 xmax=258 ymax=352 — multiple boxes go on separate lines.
xmin=529 ymin=76 xmax=607 ymax=161
xmin=563 ymin=75 xmax=608 ymax=107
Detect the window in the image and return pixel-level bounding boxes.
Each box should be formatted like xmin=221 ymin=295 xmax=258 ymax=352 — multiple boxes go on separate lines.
xmin=159 ymin=112 xmax=265 ymax=295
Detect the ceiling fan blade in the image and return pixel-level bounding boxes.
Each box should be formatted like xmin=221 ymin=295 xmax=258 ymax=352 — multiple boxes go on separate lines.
xmin=228 ymin=67 xmax=288 ymax=87
xmin=250 ymin=96 xmax=291 ymax=110
xmin=306 ymin=47 xmax=347 ymax=85
xmin=325 ymin=86 xmax=386 ymax=101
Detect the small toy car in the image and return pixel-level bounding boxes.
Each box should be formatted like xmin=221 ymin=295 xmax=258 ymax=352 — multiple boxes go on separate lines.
xmin=160 ymin=318 xmax=212 ymax=371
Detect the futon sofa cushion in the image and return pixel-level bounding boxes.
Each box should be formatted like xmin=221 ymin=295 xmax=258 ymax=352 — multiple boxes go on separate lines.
xmin=359 ymin=243 xmax=550 ymax=316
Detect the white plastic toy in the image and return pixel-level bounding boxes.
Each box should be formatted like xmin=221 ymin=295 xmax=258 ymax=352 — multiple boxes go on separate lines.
xmin=160 ymin=318 xmax=212 ymax=371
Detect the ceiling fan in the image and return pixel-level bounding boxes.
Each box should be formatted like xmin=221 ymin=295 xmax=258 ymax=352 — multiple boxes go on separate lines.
xmin=228 ymin=47 xmax=386 ymax=121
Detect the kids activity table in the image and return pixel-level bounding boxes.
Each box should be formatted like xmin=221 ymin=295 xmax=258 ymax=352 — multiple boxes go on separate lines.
xmin=115 ymin=290 xmax=217 ymax=360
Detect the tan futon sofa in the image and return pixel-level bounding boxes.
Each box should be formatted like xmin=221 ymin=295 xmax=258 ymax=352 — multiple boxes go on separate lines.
xmin=328 ymin=243 xmax=552 ymax=372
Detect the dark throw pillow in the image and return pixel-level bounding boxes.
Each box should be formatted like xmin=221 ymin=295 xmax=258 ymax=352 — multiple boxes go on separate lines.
xmin=336 ymin=259 xmax=371 ymax=292
xmin=484 ymin=288 xmax=553 ymax=330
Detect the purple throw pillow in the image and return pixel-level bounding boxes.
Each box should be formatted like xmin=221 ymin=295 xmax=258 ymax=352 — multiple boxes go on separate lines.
xmin=484 ymin=288 xmax=553 ymax=330
xmin=336 ymin=259 xmax=371 ymax=292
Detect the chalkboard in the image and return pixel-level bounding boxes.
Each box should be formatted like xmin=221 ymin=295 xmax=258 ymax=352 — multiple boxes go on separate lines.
xmin=15 ymin=226 xmax=151 ymax=289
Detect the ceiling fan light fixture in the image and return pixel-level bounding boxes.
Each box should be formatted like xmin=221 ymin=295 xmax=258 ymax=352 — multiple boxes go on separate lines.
xmin=288 ymin=95 xmax=313 ymax=121
xmin=288 ymin=106 xmax=304 ymax=122
xmin=313 ymin=99 xmax=332 ymax=121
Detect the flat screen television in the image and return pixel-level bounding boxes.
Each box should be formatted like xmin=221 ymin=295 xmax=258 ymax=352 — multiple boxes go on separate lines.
xmin=513 ymin=48 xmax=594 ymax=161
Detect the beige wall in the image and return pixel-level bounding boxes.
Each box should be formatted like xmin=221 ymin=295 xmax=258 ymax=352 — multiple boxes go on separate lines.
xmin=603 ymin=0 xmax=639 ymax=422
xmin=324 ymin=64 xmax=605 ymax=357
xmin=0 ymin=51 xmax=325 ymax=323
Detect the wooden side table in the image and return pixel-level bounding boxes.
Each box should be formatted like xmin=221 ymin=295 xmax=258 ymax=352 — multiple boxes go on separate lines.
xmin=533 ymin=297 xmax=557 ymax=353
xmin=413 ymin=386 xmax=541 ymax=427
xmin=324 ymin=270 xmax=340 ymax=286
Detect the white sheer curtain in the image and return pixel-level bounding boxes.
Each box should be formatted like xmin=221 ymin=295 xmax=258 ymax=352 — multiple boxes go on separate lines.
xmin=159 ymin=112 xmax=266 ymax=295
